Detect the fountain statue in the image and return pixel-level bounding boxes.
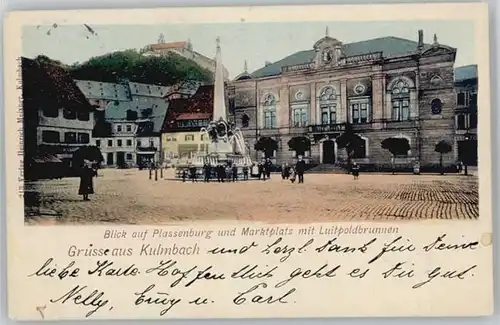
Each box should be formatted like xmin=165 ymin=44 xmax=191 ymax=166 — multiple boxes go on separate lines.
xmin=174 ymin=37 xmax=252 ymax=177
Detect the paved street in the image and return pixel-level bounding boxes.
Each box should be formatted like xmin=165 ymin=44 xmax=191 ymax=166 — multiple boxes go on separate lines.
xmin=24 ymin=168 xmax=479 ymax=225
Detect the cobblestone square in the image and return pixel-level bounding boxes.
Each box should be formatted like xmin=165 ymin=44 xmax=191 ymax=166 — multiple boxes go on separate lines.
xmin=24 ymin=168 xmax=479 ymax=225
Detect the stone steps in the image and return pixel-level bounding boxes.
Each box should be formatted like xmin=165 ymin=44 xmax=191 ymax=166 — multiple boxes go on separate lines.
xmin=308 ymin=164 xmax=348 ymax=174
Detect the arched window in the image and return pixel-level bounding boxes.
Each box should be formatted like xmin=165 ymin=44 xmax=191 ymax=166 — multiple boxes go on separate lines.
xmin=319 ymin=86 xmax=337 ymax=125
xmin=241 ymin=114 xmax=250 ymax=128
xmin=391 ymin=78 xmax=411 ymax=121
xmin=431 ymin=98 xmax=442 ymax=115
xmin=263 ymin=93 xmax=277 ymax=129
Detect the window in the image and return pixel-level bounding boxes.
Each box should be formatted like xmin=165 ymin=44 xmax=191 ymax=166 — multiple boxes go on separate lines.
xmin=431 ymin=99 xmax=442 ymax=115
xmin=350 ymin=102 xmax=370 ymax=124
xmin=185 ymin=134 xmax=195 ymax=141
xmin=319 ymin=86 xmax=336 ymax=101
xmin=117 ymin=125 xmax=122 ymax=132
xmin=262 ymin=93 xmax=277 ymax=129
xmin=392 ymin=99 xmax=410 ymax=121
xmin=292 ymin=107 xmax=308 ymax=127
xmin=456 ymin=113 xmax=478 ymax=130
xmin=242 ymin=114 xmax=250 ymax=128
xmin=96 ymin=140 xmax=101 ymax=147
xmin=117 ymin=139 xmax=122 ymax=147
xmin=201 ymin=134 xmax=207 ymax=141
xmin=42 ymin=130 xmax=60 ymax=143
xmin=126 ymin=125 xmax=132 ymax=132
xmin=77 ymin=111 xmax=90 ymax=121
xmin=137 ymin=140 xmax=142 ymax=147
xmin=321 ymin=105 xmax=336 ymax=125
xmin=126 ymin=139 xmax=132 ymax=146
xmin=63 ymin=107 xmax=76 ymax=120
xmin=264 ymin=110 xmax=276 ymax=129
xmin=42 ymin=106 xmax=58 ymax=118
xmin=390 ymin=78 xmax=411 ymax=121
xmin=352 ymin=138 xmax=367 ymax=159
xmin=126 ymin=153 xmax=133 ymax=160
xmin=78 ymin=133 xmax=90 ymax=144
xmin=457 ymin=92 xmax=466 ymax=106
xmin=64 ymin=132 xmax=77 ymax=143
xmin=108 ymin=139 xmax=113 ymax=147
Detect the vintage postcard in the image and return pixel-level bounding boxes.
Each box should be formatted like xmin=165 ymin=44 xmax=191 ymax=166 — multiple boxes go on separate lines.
xmin=3 ymin=2 xmax=493 ymax=320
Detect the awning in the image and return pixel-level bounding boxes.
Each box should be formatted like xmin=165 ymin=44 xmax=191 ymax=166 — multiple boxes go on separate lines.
xmin=33 ymin=154 xmax=63 ymax=163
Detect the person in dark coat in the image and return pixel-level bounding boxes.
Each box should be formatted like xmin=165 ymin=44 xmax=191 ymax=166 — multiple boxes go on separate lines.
xmin=182 ymin=169 xmax=187 ymax=182
xmin=78 ymin=161 xmax=94 ymax=201
xmin=216 ymin=164 xmax=224 ymax=183
xmin=351 ymin=162 xmax=360 ymax=180
xmin=243 ymin=164 xmax=249 ymax=181
xmin=189 ymin=165 xmax=198 ymax=183
xmin=295 ymin=156 xmax=306 ymax=184
xmin=232 ymin=165 xmax=238 ymax=182
xmin=265 ymin=158 xmax=272 ymax=179
xmin=258 ymin=162 xmax=265 ymax=180
xmin=203 ymin=163 xmax=212 ymax=183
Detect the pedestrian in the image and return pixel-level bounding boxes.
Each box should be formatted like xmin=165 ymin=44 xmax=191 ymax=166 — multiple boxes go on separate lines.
xmin=283 ymin=163 xmax=290 ymax=179
xmin=78 ymin=160 xmax=94 ymax=201
xmin=203 ymin=163 xmax=211 ymax=183
xmin=258 ymin=161 xmax=265 ymax=180
xmin=290 ymin=167 xmax=296 ymax=184
xmin=226 ymin=164 xmax=232 ymax=182
xmin=232 ymin=165 xmax=238 ymax=182
xmin=352 ymin=162 xmax=360 ymax=180
xmin=281 ymin=164 xmax=286 ymax=180
xmin=243 ymin=164 xmax=249 ymax=181
xmin=295 ymin=155 xmax=306 ymax=184
xmin=189 ymin=165 xmax=198 ymax=183
xmin=265 ymin=158 xmax=272 ymax=179
xmin=182 ymin=169 xmax=187 ymax=182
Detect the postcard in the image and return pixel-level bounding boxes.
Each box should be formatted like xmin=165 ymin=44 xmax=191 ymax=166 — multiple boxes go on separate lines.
xmin=3 ymin=2 xmax=493 ymax=320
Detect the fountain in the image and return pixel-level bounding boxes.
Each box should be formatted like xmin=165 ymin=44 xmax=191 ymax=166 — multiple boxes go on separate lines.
xmin=174 ymin=37 xmax=252 ymax=177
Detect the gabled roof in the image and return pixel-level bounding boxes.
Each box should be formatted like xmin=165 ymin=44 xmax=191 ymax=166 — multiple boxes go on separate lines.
xmin=75 ymin=80 xmax=131 ymax=101
xmin=162 ymin=85 xmax=214 ymax=132
xmin=455 ymin=64 xmax=478 ymax=82
xmin=251 ymin=36 xmax=434 ymax=78
xmin=22 ymin=57 xmax=94 ymax=112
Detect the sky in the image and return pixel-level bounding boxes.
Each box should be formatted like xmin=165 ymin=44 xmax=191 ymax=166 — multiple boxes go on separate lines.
xmin=22 ymin=20 xmax=476 ymax=79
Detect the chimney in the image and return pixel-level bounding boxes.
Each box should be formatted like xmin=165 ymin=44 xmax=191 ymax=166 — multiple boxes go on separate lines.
xmin=418 ymin=29 xmax=424 ymax=50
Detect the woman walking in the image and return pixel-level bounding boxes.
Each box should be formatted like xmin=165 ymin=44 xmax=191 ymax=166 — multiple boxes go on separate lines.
xmin=79 ymin=160 xmax=94 ymax=201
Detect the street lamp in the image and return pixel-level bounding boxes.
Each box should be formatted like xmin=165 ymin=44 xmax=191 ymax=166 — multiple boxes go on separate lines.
xmin=463 ymin=130 xmax=472 ymax=176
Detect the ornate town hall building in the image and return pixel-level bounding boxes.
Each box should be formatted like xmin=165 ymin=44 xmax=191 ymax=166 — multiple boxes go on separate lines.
xmin=229 ymin=29 xmax=459 ymax=169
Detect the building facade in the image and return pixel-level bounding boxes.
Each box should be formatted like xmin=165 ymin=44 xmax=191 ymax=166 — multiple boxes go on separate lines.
xmin=161 ymin=85 xmax=214 ymax=163
xmin=229 ymin=30 xmax=460 ymax=170
xmin=454 ymin=65 xmax=478 ymax=166
xmin=22 ymin=57 xmax=96 ymax=178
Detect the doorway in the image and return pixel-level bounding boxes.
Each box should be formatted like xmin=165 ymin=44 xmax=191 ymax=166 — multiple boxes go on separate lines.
xmin=116 ymin=152 xmax=125 ymax=167
xmin=106 ymin=152 xmax=114 ymax=166
xmin=322 ymin=140 xmax=335 ymax=164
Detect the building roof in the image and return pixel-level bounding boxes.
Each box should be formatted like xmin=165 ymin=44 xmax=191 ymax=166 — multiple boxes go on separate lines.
xmin=75 ymin=80 xmax=131 ymax=101
xmin=250 ymin=36 xmax=434 ymax=78
xmin=128 ymin=81 xmax=170 ymax=98
xmin=162 ymin=85 xmax=214 ymax=132
xmin=455 ymin=64 xmax=478 ymax=82
xmin=22 ymin=57 xmax=94 ymax=112
xmin=151 ymin=42 xmax=188 ymax=50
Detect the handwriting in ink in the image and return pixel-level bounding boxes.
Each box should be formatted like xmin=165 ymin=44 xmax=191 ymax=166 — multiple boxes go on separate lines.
xmin=49 ymin=285 xmax=112 ymax=318
xmin=412 ymin=265 xmax=477 ymax=289
xmin=261 ymin=237 xmax=313 ymax=262
xmin=368 ymin=236 xmax=415 ymax=264
xmin=381 ymin=262 xmax=415 ymax=279
xmin=87 ymin=260 xmax=139 ymax=277
xmin=134 ymin=284 xmax=182 ymax=316
xmin=207 ymin=242 xmax=258 ymax=255
xmin=231 ymin=264 xmax=278 ymax=280
xmin=315 ymin=237 xmax=377 ymax=254
xmin=28 ymin=258 xmax=80 ymax=280
xmin=233 ymin=282 xmax=296 ymax=305
xmin=423 ymin=234 xmax=479 ymax=252
xmin=274 ymin=263 xmax=341 ymax=288
xmin=184 ymin=265 xmax=226 ymax=287
xmin=189 ymin=297 xmax=214 ymax=305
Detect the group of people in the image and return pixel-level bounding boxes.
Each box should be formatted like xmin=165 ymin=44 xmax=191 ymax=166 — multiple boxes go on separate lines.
xmin=280 ymin=156 xmax=307 ymax=184
xmin=182 ymin=162 xmax=250 ymax=183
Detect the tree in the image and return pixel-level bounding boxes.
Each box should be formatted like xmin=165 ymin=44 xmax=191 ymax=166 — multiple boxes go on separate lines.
xmin=435 ymin=140 xmax=453 ymax=175
xmin=336 ymin=123 xmax=363 ymax=168
xmin=381 ymin=137 xmax=411 ymax=174
xmin=68 ymin=50 xmax=213 ymax=86
xmin=288 ymin=136 xmax=311 ymax=157
xmin=254 ymin=137 xmax=278 ymax=159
